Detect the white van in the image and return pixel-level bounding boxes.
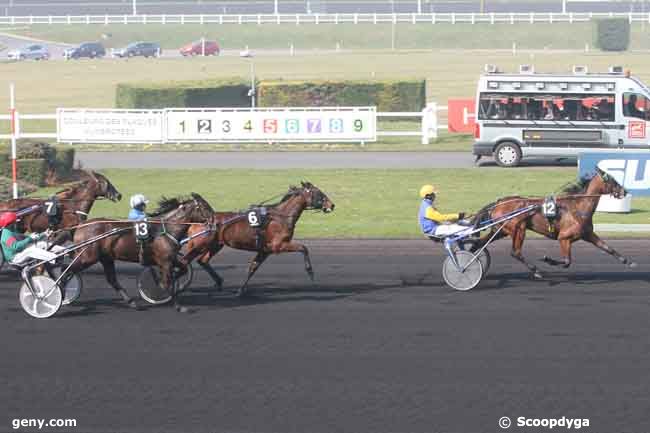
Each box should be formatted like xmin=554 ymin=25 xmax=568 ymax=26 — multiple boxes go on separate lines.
xmin=473 ymin=65 xmax=650 ymax=167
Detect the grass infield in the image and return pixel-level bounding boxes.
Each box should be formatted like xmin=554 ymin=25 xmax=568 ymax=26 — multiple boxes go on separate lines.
xmin=34 ymin=168 xmax=650 ymax=238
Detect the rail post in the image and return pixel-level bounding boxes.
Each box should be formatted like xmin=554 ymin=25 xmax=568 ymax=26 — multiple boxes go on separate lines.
xmin=9 ymin=83 xmax=18 ymax=199
xmin=422 ymin=102 xmax=438 ymax=144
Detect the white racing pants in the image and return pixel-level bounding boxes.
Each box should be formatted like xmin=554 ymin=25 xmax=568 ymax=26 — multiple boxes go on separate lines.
xmin=10 ymin=241 xmax=66 ymax=266
xmin=431 ymin=223 xmax=471 ymax=237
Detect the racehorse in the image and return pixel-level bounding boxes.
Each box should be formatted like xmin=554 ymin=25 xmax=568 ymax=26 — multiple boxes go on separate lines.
xmin=179 ymin=182 xmax=335 ymax=297
xmin=472 ymin=167 xmax=635 ymax=279
xmin=0 ymin=171 xmax=122 ymax=239
xmin=67 ymin=193 xmax=214 ymax=312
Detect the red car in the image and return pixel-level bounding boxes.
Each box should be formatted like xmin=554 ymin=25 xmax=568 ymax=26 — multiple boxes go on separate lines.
xmin=180 ymin=40 xmax=220 ymax=56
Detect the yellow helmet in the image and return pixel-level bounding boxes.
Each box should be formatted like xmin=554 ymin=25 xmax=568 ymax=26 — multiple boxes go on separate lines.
xmin=419 ymin=184 xmax=437 ymax=198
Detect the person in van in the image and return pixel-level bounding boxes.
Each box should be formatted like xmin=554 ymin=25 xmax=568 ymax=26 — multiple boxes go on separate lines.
xmin=593 ymin=98 xmax=614 ymax=121
xmin=625 ymin=94 xmax=645 ymax=119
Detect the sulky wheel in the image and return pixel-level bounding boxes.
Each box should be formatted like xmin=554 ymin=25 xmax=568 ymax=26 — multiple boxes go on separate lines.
xmin=442 ymin=250 xmax=484 ymax=291
xmin=19 ymin=275 xmax=62 ymax=318
xmin=137 ymin=266 xmax=174 ymax=305
xmin=458 ymin=240 xmax=491 ymax=276
xmin=48 ymin=266 xmax=83 ymax=305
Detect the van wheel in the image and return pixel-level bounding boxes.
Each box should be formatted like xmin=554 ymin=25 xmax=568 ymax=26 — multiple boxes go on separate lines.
xmin=494 ymin=142 xmax=522 ymax=167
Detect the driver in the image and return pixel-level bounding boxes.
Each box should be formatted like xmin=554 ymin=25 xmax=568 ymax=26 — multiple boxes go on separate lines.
xmin=418 ymin=185 xmax=469 ymax=237
xmin=0 ymin=212 xmax=56 ymax=265
xmin=128 ymin=194 xmax=149 ymax=221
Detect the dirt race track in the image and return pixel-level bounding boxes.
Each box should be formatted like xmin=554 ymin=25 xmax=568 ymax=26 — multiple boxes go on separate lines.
xmin=2 ymin=239 xmax=650 ymax=433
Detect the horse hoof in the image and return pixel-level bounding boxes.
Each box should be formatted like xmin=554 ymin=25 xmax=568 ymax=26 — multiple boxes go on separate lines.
xmin=128 ymin=299 xmax=142 ymax=310
xmin=532 ymin=272 xmax=544 ymax=280
xmin=175 ymin=305 xmax=192 ymax=314
xmin=629 ymin=261 xmax=638 ymax=268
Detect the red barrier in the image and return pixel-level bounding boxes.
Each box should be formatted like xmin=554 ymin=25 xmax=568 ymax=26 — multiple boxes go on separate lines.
xmin=447 ymin=99 xmax=476 ymax=133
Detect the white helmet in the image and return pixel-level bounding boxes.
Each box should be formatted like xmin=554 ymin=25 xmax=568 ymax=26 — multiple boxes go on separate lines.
xmin=130 ymin=194 xmax=149 ymax=209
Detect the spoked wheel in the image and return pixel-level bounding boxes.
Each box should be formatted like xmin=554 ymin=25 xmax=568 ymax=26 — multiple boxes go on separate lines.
xmin=137 ymin=266 xmax=174 ymax=305
xmin=442 ymin=250 xmax=484 ymax=291
xmin=48 ymin=266 xmax=83 ymax=306
xmin=19 ymin=275 xmax=62 ymax=318
xmin=175 ymin=262 xmax=194 ymax=293
xmin=458 ymin=241 xmax=491 ymax=276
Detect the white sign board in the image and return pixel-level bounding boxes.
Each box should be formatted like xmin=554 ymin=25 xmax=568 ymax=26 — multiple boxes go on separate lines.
xmin=57 ymin=109 xmax=164 ymax=143
xmin=165 ymin=107 xmax=376 ymax=143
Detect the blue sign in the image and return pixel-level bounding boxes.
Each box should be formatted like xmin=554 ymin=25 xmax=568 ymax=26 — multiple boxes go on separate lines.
xmin=579 ymin=152 xmax=650 ymax=196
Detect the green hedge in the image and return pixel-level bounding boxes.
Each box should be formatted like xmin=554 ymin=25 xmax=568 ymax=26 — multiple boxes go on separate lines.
xmin=595 ymin=18 xmax=630 ymax=51
xmin=116 ymin=78 xmax=252 ymax=108
xmin=258 ymin=80 xmax=426 ymax=111
xmin=0 ymin=140 xmax=75 ymax=186
xmin=0 ymin=177 xmax=37 ymax=200
xmin=0 ymin=158 xmax=48 ymax=187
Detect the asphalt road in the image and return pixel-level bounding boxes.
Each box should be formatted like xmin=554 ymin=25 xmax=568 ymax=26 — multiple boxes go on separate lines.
xmin=75 ymin=150 xmax=576 ymax=169
xmin=0 ymin=0 xmax=644 ymax=16
xmin=2 ymin=239 xmax=650 ymax=433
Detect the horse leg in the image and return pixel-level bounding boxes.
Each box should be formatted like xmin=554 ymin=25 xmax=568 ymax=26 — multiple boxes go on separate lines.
xmin=199 ymin=259 xmax=224 ymax=291
xmin=584 ymin=231 xmax=637 ymax=268
xmin=542 ymin=238 xmax=573 ymax=268
xmin=276 ymin=241 xmax=314 ymax=281
xmin=198 ymin=247 xmax=224 ymax=291
xmin=100 ymin=257 xmax=140 ymax=309
xmin=510 ymin=225 xmax=543 ymax=279
xmin=160 ymin=262 xmax=190 ymax=313
xmin=238 ymin=252 xmax=269 ymax=298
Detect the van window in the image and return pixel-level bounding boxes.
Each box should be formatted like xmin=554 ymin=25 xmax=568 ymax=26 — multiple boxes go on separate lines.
xmin=478 ymin=93 xmax=615 ymax=122
xmin=622 ymin=92 xmax=650 ymax=120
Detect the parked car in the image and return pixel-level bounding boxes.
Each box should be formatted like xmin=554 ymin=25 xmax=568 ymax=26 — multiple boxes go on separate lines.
xmin=180 ymin=40 xmax=220 ymax=56
xmin=112 ymin=41 xmax=161 ymax=58
xmin=7 ymin=44 xmax=50 ymax=61
xmin=63 ymin=42 xmax=106 ymax=60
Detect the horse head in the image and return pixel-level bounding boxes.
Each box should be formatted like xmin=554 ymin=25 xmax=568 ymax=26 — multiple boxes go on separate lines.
xmin=84 ymin=171 xmax=122 ymax=202
xmin=299 ymin=181 xmax=335 ymax=213
xmin=593 ymin=167 xmax=626 ymax=199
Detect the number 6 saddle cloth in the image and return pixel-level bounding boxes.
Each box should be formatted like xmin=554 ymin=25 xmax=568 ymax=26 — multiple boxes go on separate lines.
xmin=246 ymin=207 xmax=269 ymax=251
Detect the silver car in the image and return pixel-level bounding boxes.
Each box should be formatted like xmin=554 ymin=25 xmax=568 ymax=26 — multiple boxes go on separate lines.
xmin=7 ymin=44 xmax=50 ymax=61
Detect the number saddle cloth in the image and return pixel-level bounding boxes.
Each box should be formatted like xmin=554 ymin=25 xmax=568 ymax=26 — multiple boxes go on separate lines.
xmin=133 ymin=220 xmax=155 ymax=265
xmin=246 ymin=206 xmax=269 ymax=251
xmin=542 ymin=196 xmax=558 ymax=232
xmin=43 ymin=197 xmax=63 ymax=228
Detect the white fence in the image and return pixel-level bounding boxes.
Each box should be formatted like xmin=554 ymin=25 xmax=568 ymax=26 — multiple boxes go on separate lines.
xmin=2 ymin=12 xmax=650 ymax=26
xmin=0 ymin=104 xmax=448 ymax=145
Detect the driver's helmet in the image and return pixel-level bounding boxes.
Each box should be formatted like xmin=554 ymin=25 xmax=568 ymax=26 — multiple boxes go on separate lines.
xmin=419 ymin=185 xmax=437 ymax=199
xmin=129 ymin=194 xmax=149 ymax=209
xmin=0 ymin=212 xmax=17 ymax=228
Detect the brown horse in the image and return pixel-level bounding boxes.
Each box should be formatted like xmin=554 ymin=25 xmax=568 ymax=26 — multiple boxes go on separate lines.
xmin=68 ymin=193 xmax=214 ymax=312
xmin=473 ymin=167 xmax=635 ymax=279
xmin=179 ymin=182 xmax=335 ymax=296
xmin=0 ymin=171 xmax=122 ymax=239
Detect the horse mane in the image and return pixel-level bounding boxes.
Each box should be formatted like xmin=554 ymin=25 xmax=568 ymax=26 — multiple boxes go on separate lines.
xmin=55 ymin=179 xmax=91 ymax=196
xmin=148 ymin=196 xmax=184 ymax=217
xmin=148 ymin=193 xmax=212 ymax=217
xmin=560 ymin=174 xmax=594 ymax=194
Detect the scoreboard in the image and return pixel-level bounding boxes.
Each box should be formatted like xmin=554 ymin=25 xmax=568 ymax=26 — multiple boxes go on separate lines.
xmin=165 ymin=107 xmax=376 ymax=143
xmin=55 ymin=107 xmax=377 ymax=144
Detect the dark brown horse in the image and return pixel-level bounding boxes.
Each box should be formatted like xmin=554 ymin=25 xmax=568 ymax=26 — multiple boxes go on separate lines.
xmin=0 ymin=171 xmax=122 ymax=239
xmin=179 ymin=182 xmax=335 ymax=296
xmin=473 ymin=167 xmax=635 ymax=279
xmin=68 ymin=193 xmax=214 ymax=311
